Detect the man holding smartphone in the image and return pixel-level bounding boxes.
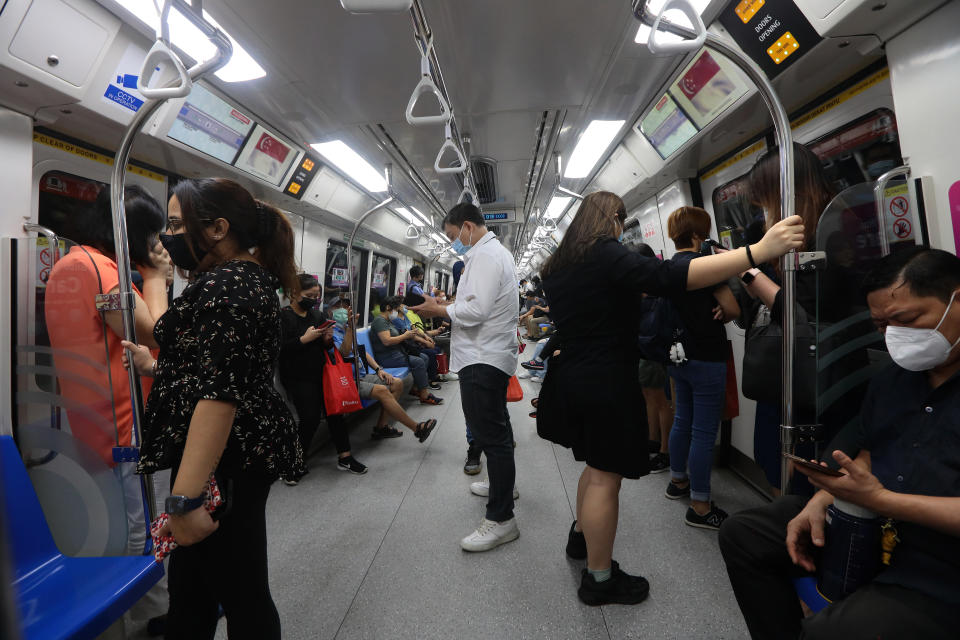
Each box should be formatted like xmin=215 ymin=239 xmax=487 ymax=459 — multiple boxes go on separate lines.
xmin=413 ymin=202 xmax=520 ymax=552
xmin=719 ymin=248 xmax=960 ymax=639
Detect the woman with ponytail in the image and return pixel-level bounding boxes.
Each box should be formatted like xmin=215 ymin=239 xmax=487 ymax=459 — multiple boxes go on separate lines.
xmin=122 ymin=178 xmax=303 ymax=640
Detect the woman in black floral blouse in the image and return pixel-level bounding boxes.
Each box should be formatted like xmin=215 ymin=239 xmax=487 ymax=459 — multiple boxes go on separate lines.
xmin=124 ymin=178 xmax=303 ymax=640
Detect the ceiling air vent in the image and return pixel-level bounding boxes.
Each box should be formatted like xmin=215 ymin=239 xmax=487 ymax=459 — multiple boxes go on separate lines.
xmin=454 ymin=157 xmax=498 ymax=205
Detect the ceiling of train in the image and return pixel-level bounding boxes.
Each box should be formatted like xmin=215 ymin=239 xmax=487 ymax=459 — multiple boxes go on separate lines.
xmin=194 ymin=0 xmax=682 ymax=254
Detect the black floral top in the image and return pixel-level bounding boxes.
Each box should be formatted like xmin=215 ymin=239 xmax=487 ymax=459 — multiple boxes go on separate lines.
xmin=138 ymin=260 xmax=304 ymax=481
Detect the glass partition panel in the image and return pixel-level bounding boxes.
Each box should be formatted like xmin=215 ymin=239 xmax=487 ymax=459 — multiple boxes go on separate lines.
xmin=813 ymin=180 xmax=920 ymax=449
xmin=13 ymin=235 xmax=131 ymax=557
xmin=371 ymin=253 xmax=395 ymax=303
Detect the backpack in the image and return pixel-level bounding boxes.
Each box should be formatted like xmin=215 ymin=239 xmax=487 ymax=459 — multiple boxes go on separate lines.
xmin=636 ymin=296 xmax=687 ymax=365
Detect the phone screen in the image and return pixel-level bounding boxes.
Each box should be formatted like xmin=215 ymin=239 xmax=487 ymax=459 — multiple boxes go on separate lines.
xmin=317 ymin=320 xmax=336 ymax=330
xmin=782 ymin=453 xmax=845 ymax=477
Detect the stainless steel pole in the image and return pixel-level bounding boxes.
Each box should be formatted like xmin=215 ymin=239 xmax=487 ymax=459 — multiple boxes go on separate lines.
xmin=631 ymin=1 xmax=797 ymax=491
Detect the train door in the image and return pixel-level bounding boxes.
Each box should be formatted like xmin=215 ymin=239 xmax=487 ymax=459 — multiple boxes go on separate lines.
xmin=372 ymin=252 xmax=396 ymax=308
xmin=325 ymin=239 xmax=368 ymax=322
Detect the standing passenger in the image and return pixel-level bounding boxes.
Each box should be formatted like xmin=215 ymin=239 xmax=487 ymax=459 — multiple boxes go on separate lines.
xmin=537 ymin=191 xmax=803 ymax=606
xmin=413 ymin=203 xmax=521 ymax=551
xmin=123 ymin=178 xmax=304 ymax=640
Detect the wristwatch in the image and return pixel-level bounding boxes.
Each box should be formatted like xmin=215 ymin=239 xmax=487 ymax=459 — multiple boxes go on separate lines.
xmin=741 ymin=268 xmax=760 ymax=285
xmin=165 ymin=494 xmax=205 ymax=515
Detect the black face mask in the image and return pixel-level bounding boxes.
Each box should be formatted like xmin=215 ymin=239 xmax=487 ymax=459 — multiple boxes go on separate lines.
xmin=298 ymin=297 xmax=317 ymax=310
xmin=159 ymin=233 xmax=206 ymax=272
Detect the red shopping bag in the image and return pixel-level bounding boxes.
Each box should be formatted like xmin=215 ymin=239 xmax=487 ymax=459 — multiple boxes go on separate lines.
xmin=722 ymin=341 xmax=740 ymax=421
xmin=436 ymin=353 xmax=449 ymax=375
xmin=323 ymin=349 xmax=363 ymax=416
xmin=506 ymin=375 xmax=524 ymax=402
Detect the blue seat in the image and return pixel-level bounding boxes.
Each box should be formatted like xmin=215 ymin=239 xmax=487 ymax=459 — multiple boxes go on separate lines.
xmin=1 ymin=435 xmax=163 ymax=640
xmin=793 ymin=576 xmax=831 ymax=614
xmin=354 ymin=328 xmax=410 ymax=408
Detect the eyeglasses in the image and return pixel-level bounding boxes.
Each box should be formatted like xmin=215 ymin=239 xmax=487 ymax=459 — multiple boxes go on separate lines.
xmin=165 ymin=217 xmax=213 ymax=232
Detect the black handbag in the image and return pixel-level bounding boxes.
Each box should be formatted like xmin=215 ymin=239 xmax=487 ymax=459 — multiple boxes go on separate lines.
xmin=535 ymin=353 xmax=574 ymax=448
xmin=741 ymin=304 xmax=817 ymax=412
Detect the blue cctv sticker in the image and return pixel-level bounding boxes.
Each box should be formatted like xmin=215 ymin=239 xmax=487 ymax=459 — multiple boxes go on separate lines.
xmin=104 ymin=84 xmax=144 ymax=112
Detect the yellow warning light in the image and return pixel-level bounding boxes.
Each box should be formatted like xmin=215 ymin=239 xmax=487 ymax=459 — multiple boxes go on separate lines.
xmin=734 ymin=0 xmax=765 ymax=24
xmin=767 ymin=32 xmax=800 ymax=65
xmin=288 ymin=182 xmax=302 ymax=195
xmin=302 ymin=158 xmax=315 ymax=171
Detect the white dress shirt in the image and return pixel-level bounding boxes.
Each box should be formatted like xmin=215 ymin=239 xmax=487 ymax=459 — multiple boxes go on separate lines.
xmin=446 ymin=230 xmax=519 ymax=375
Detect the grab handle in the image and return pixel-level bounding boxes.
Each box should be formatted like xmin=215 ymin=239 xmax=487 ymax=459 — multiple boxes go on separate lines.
xmin=435 ymin=123 xmax=467 ymax=174
xmin=138 ymin=39 xmax=192 ymax=99
xmin=648 ymin=0 xmax=706 ymax=55
xmin=405 ymin=47 xmax=451 ymax=126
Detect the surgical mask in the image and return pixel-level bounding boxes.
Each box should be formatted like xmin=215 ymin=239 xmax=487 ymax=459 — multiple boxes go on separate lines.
xmin=867 ymin=159 xmax=897 ymax=180
xmin=389 ymin=311 xmax=399 ymax=320
xmin=884 ymin=290 xmax=960 ymax=371
xmin=451 ymin=226 xmax=474 ymax=255
xmin=159 ymin=233 xmax=206 ymax=272
xmin=298 ymin=297 xmax=317 ymax=310
xmin=332 ymin=308 xmax=349 ymax=326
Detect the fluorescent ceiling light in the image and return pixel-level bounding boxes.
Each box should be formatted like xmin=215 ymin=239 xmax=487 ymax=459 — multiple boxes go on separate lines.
xmin=395 ymin=207 xmax=423 ymax=226
xmin=564 ymin=120 xmax=625 ymax=179
xmin=311 ymin=141 xmax=387 ymax=192
xmin=634 ymin=0 xmax=711 ymax=46
xmin=432 ymin=232 xmax=449 ymax=245
xmin=544 ymin=196 xmax=572 ymax=219
xmin=113 ymin=1 xmax=266 ymax=82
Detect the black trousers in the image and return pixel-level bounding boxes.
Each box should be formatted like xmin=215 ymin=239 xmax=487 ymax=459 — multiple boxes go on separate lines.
xmin=165 ymin=475 xmax=280 ymax=640
xmin=284 ymin=378 xmax=351 ymax=461
xmin=718 ymin=496 xmax=958 ymax=639
xmin=459 ymin=363 xmax=514 ymax=522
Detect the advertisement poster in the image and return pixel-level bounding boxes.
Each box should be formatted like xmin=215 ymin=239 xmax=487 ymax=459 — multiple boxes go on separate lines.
xmin=331 ymin=267 xmax=349 ymax=287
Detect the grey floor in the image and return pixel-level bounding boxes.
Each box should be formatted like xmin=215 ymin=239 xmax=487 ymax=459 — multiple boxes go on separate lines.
xmin=134 ymin=372 xmax=764 ymax=640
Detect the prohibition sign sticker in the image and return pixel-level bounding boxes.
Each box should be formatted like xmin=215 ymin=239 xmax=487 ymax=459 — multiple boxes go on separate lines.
xmin=893 ymin=218 xmax=912 ymax=239
xmin=889 ymin=196 xmax=909 ymax=217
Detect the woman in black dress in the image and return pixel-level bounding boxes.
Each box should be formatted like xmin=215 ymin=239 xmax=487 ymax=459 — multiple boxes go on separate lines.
xmin=124 ymin=178 xmax=303 ymax=640
xmin=538 ymin=191 xmax=803 ymax=606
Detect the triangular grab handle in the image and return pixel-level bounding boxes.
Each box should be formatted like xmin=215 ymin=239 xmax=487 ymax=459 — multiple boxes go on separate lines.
xmin=647 ymin=0 xmax=706 ymax=56
xmin=406 ymin=76 xmax=451 ymax=126
xmin=138 ymin=39 xmax=193 ymax=100
xmin=435 ymin=131 xmax=467 ymax=175
xmin=405 ymin=224 xmax=421 ymax=239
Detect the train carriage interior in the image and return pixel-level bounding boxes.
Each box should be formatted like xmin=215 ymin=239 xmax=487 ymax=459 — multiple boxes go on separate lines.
xmin=1 ymin=0 xmax=959 ymax=638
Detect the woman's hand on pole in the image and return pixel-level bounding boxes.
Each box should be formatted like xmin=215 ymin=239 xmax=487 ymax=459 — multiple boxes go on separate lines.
xmin=121 ymin=339 xmax=156 ymax=377
xmin=754 ymin=215 xmax=805 ymax=263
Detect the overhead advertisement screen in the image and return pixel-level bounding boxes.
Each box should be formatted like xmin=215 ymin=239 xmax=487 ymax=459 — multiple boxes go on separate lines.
xmin=669 ymin=49 xmax=750 ymax=130
xmin=233 ymin=124 xmax=300 ymax=186
xmin=167 ymin=84 xmax=254 ymax=164
xmin=639 ymin=93 xmax=698 ymax=159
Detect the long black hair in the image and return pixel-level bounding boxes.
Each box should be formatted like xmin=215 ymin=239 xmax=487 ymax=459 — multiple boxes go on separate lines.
xmin=68 ymin=185 xmax=165 ymax=267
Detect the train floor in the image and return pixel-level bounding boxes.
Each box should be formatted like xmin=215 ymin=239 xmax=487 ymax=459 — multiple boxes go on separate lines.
xmin=129 ymin=371 xmax=764 ymax=640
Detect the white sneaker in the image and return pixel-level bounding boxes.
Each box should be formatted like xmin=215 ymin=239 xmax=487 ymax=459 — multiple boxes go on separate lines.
xmin=516 ymin=370 xmax=532 ymax=379
xmin=460 ymin=517 xmax=520 ymax=552
xmin=441 ymin=372 xmax=459 ymax=381
xmin=470 ymin=480 xmax=519 ymax=499
xmin=530 ymin=375 xmax=544 ymax=384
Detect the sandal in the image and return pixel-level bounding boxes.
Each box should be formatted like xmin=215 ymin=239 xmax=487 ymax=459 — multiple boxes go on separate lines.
xmin=371 ymin=426 xmax=403 ymax=439
xmin=415 ymin=418 xmax=438 ymax=443
xmin=420 ymin=393 xmax=444 ymax=405
xmin=531 ymin=398 xmax=539 ymax=408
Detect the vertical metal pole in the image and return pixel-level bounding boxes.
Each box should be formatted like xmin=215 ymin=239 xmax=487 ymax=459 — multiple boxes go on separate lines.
xmin=631 ymin=1 xmax=797 ymax=491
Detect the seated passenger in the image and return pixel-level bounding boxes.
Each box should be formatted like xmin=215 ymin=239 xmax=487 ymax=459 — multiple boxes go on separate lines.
xmin=719 ymin=248 xmax=960 ymax=639
xmin=331 ymin=305 xmax=437 ymax=441
xmin=521 ymin=293 xmax=552 ymax=339
xmin=372 ymin=296 xmax=443 ymax=405
xmin=664 ymin=206 xmax=740 ymax=530
xmin=391 ymin=302 xmax=442 ymax=389
xmin=279 ymin=274 xmax=366 ymax=480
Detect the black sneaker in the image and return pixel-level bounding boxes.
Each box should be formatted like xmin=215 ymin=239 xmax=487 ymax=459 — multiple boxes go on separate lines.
xmin=665 ymin=480 xmax=690 ymax=500
xmin=684 ymin=502 xmax=729 ymax=530
xmin=648 ymin=439 xmax=661 ymax=454
xmin=428 ymin=380 xmax=442 ymax=390
xmin=577 ymin=561 xmax=650 ymax=606
xmin=649 ymin=453 xmax=670 ymax=474
xmin=337 ymin=456 xmax=368 ymax=475
xmin=371 ymin=426 xmax=403 ymax=439
xmin=463 ymin=444 xmax=482 ymax=475
xmin=566 ymin=521 xmax=587 ymax=560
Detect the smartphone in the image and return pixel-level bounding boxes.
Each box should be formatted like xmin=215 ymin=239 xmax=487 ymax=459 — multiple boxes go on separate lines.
xmin=782 ymin=453 xmax=845 ymax=477
xmin=699 ymin=238 xmax=721 ymax=256
xmin=317 ymin=319 xmax=336 ymax=331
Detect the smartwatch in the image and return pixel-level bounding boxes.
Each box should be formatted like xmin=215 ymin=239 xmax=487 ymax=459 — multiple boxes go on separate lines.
xmin=740 ymin=268 xmax=760 ymax=285
xmin=165 ymin=494 xmax=205 ymax=515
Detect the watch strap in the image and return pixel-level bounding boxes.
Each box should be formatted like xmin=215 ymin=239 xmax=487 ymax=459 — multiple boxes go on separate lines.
xmin=165 ymin=494 xmax=205 ymax=515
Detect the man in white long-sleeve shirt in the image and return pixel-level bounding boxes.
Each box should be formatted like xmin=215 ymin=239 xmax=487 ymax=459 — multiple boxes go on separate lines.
xmin=414 ymin=203 xmax=521 ymax=552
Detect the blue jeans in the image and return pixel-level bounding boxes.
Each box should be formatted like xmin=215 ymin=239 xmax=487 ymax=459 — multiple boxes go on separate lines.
xmin=378 ymin=351 xmax=429 ymax=389
xmin=668 ymin=359 xmax=727 ymax=502
xmin=459 ymin=364 xmax=515 ymax=522
xmin=528 ymin=339 xmax=548 ymax=379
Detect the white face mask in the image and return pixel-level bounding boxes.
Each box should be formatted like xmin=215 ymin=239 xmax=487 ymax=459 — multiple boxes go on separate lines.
xmin=389 ymin=311 xmax=399 ymax=320
xmin=884 ymin=290 xmax=960 ymax=371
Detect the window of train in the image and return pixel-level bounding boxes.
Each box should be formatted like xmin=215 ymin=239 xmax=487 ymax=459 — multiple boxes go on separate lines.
xmin=711 ymin=109 xmax=903 ymax=249
xmin=371 ymin=253 xmax=396 ymax=302
xmin=324 ymin=240 xmax=368 ymax=319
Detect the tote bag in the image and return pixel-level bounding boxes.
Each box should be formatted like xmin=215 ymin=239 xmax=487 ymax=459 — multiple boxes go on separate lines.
xmin=741 ymin=304 xmax=816 ymax=413
xmin=322 ymin=349 xmax=363 ymax=416
xmin=506 ymin=375 xmax=523 ymax=402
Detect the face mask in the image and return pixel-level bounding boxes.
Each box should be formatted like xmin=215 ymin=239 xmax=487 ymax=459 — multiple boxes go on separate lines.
xmin=451 ymin=226 xmax=474 ymax=255
xmin=298 ymin=297 xmax=317 ymax=310
xmin=159 ymin=233 xmax=206 ymax=272
xmin=389 ymin=311 xmax=399 ymax=320
xmin=884 ymin=290 xmax=960 ymax=371
xmin=332 ymin=308 xmax=349 ymax=326
xmin=867 ymin=159 xmax=897 ymax=180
